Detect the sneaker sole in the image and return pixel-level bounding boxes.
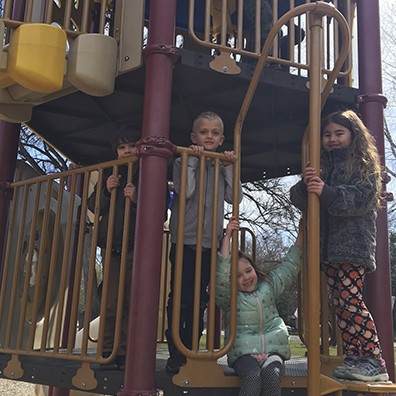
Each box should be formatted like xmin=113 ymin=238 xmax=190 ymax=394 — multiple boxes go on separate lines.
xmin=346 ymin=372 xmax=389 ymax=382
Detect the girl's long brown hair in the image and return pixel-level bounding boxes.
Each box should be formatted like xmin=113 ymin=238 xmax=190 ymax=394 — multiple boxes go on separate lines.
xmin=321 ymin=110 xmax=382 ymax=207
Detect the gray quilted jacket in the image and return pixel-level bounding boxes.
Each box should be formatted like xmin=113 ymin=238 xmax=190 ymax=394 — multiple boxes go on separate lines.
xmin=290 ymin=147 xmax=378 ymax=271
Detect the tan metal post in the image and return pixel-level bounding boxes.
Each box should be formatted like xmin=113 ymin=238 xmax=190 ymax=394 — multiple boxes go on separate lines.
xmin=307 ymin=8 xmax=324 ymax=396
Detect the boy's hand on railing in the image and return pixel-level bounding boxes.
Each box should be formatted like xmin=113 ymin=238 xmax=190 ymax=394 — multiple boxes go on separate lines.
xmin=222 ymin=150 xmax=235 ymax=166
xmin=106 ymin=174 xmax=121 ymax=193
xmin=124 ymin=182 xmax=137 ymax=203
xmin=190 ymin=144 xmax=204 ymax=155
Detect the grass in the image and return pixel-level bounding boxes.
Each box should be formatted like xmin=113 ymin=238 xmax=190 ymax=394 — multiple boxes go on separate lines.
xmin=289 ymin=337 xmax=307 ymax=357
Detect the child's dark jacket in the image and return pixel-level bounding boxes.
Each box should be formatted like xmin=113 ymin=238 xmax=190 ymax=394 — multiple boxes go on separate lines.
xmin=87 ymin=165 xmax=138 ymax=251
xmin=290 ymin=147 xmax=377 ymax=271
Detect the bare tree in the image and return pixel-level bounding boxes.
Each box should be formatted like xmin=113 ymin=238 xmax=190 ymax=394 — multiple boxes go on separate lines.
xmin=381 ymin=1 xmax=396 ymax=227
xmin=236 ymin=177 xmax=301 ymax=243
xmin=18 ymin=125 xmax=69 ymax=174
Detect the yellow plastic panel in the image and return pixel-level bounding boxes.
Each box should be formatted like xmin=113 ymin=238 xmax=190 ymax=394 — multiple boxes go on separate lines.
xmin=67 ymin=34 xmax=117 ymax=97
xmin=8 ymin=24 xmax=66 ymax=93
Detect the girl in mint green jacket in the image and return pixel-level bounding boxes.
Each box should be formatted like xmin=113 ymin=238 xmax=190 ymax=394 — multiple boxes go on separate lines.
xmin=216 ymin=218 xmax=303 ymax=396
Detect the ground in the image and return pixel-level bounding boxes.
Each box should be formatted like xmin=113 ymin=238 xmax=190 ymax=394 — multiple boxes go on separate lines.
xmin=0 ymin=378 xmax=36 ymax=395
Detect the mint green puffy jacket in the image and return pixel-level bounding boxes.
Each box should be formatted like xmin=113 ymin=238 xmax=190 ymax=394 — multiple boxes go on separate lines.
xmin=216 ymin=246 xmax=302 ymax=366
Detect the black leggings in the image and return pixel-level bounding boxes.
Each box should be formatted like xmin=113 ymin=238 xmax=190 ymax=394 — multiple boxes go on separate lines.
xmin=232 ymin=354 xmax=284 ymax=396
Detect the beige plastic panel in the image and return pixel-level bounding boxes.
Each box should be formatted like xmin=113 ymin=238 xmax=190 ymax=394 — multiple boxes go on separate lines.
xmin=114 ymin=0 xmax=145 ymax=74
xmin=67 ymin=34 xmax=118 ymax=97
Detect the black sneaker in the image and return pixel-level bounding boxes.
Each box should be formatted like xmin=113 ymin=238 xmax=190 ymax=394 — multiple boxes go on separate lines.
xmin=165 ymin=355 xmax=186 ymax=374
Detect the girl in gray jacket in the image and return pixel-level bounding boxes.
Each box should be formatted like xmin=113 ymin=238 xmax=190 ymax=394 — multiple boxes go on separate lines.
xmin=216 ymin=217 xmax=303 ymax=396
xmin=290 ymin=110 xmax=388 ymax=382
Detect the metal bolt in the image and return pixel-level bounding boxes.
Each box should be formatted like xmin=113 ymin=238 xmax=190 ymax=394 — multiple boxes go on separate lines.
xmin=222 ymin=66 xmax=229 ymax=73
xmin=124 ymin=56 xmax=130 ymax=62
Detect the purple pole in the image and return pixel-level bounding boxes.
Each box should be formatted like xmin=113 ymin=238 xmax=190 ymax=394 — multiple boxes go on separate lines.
xmin=0 ymin=122 xmax=19 ymax=270
xmin=356 ymin=0 xmax=395 ymax=381
xmin=118 ymin=0 xmax=178 ymax=395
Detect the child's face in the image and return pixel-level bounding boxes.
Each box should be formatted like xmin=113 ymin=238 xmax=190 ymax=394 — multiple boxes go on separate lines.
xmin=116 ymin=142 xmax=137 ymax=158
xmin=322 ymin=122 xmax=352 ymax=152
xmin=191 ymin=118 xmax=224 ymax=152
xmin=237 ymin=258 xmax=258 ymax=292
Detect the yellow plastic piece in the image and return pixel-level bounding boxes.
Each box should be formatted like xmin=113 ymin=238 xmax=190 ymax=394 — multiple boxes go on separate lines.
xmin=8 ymin=23 xmax=66 ymax=93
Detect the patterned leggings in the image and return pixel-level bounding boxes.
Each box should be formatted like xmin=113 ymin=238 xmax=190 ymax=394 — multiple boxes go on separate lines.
xmin=323 ymin=262 xmax=383 ymax=359
xmin=232 ymin=354 xmax=284 ymax=396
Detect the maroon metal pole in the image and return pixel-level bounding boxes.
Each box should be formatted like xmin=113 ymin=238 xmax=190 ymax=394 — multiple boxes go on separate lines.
xmin=356 ymin=0 xmax=395 ymax=382
xmin=118 ymin=0 xmax=178 ymax=395
xmin=0 ymin=122 xmax=19 ymax=271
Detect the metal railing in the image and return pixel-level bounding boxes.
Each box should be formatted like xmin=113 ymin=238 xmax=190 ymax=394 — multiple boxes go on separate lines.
xmin=0 ymin=155 xmax=254 ymax=390
xmin=188 ymin=0 xmax=354 ymax=79
xmin=1 ymin=0 xmax=115 ymax=37
xmin=0 ymin=157 xmax=139 ymax=390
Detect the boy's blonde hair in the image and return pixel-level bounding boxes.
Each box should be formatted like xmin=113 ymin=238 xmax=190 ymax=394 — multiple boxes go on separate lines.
xmin=192 ymin=111 xmax=224 ymax=134
xmin=321 ymin=109 xmax=382 ymax=206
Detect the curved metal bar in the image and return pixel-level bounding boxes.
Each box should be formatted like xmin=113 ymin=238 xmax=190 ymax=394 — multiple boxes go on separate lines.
xmin=188 ymin=0 xmax=352 ymax=76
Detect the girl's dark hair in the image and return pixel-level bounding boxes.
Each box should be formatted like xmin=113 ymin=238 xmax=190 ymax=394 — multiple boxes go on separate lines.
xmin=238 ymin=250 xmax=269 ymax=280
xmin=321 ymin=109 xmax=382 ymax=207
xmin=110 ymin=125 xmax=137 ymax=155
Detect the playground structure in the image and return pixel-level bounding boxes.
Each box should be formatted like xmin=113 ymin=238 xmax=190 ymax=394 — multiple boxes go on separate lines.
xmin=0 ymin=0 xmax=395 ymax=395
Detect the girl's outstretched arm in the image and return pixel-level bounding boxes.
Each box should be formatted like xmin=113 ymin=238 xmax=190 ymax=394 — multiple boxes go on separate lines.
xmin=220 ymin=217 xmax=239 ymax=258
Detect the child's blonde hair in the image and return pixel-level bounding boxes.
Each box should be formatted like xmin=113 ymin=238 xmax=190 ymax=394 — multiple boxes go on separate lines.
xmin=321 ymin=110 xmax=382 ymax=207
xmin=192 ymin=111 xmax=224 ymax=134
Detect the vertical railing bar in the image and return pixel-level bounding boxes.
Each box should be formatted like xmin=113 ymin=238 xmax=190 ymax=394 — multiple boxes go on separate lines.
xmin=66 ymin=171 xmax=90 ymax=353
xmin=44 ymin=0 xmax=54 ymax=24
xmin=15 ymin=181 xmax=42 ymax=349
xmin=40 ymin=176 xmax=66 ymax=352
xmin=204 ymin=0 xmax=211 ymax=42
xmin=4 ymin=0 xmax=13 ymax=19
xmin=63 ymin=0 xmax=73 ymax=31
xmin=53 ymin=173 xmax=78 ymax=352
xmin=27 ymin=179 xmax=54 ymax=349
xmin=98 ymin=0 xmax=107 ymax=34
xmin=0 ymin=184 xmax=19 ymax=332
xmin=96 ymin=163 xmax=119 ymax=358
xmin=88 ymin=168 xmax=105 ymax=356
xmin=254 ymin=0 xmax=260 ymax=54
xmin=236 ymin=0 xmax=243 ymax=50
xmin=191 ymin=154 xmax=206 ymax=352
xmin=171 ymin=152 xmax=188 ymax=355
xmin=24 ymin=0 xmax=33 ymax=22
xmin=220 ymin=0 xmax=227 ymax=46
xmin=2 ymin=185 xmax=28 ymax=348
xmin=206 ymin=157 xmax=221 ymax=352
xmin=107 ymin=159 xmax=134 ymax=358
xmin=80 ymin=0 xmax=91 ymax=33
xmin=271 ymin=0 xmax=277 ymax=62
xmin=80 ymin=170 xmax=100 ymax=358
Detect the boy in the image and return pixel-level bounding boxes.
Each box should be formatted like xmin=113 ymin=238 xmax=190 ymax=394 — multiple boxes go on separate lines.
xmin=87 ymin=129 xmax=138 ymax=369
xmin=166 ymin=111 xmax=243 ymax=373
